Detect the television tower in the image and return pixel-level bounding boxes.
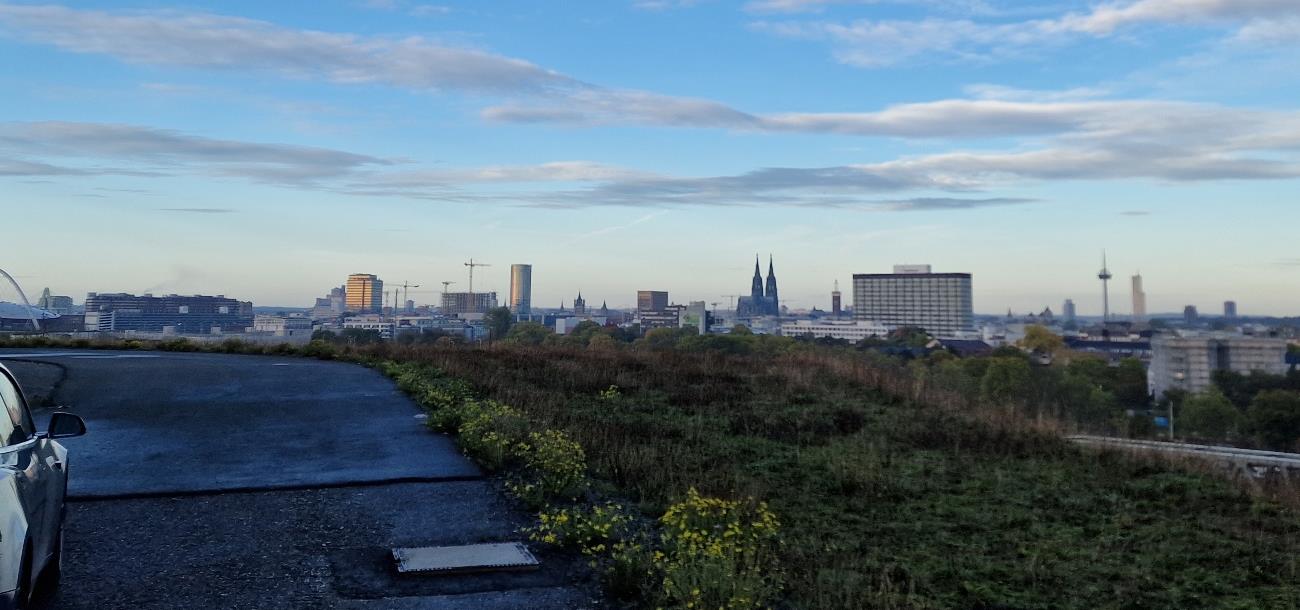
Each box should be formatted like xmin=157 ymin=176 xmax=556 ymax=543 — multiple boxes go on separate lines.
xmin=1098 ymin=251 xmax=1113 ymax=321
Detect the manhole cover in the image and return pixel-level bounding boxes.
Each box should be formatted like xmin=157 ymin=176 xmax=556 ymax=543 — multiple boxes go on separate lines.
xmin=392 ymin=542 xmax=540 ymax=575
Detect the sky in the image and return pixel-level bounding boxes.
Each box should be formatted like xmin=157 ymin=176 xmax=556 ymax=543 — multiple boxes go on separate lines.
xmin=1 ymin=0 xmax=1299 ymax=315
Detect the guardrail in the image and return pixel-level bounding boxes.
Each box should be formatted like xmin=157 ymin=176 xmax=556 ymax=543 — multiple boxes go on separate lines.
xmin=1068 ymin=435 xmax=1300 ymax=480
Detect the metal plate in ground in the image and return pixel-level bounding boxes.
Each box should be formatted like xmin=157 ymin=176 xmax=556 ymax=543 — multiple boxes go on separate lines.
xmin=392 ymin=542 xmax=540 ymax=575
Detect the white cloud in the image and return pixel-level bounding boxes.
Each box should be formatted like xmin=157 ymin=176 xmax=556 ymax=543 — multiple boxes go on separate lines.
xmin=0 ymin=121 xmax=390 ymax=185
xmin=0 ymin=4 xmax=569 ymax=93
xmin=752 ymin=0 xmax=1300 ymax=67
xmin=1057 ymin=0 xmax=1300 ymax=35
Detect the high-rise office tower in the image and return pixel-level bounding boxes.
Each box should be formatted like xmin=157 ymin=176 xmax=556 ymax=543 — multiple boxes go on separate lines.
xmin=509 ymin=264 xmax=532 ymax=315
xmin=852 ymin=266 xmax=973 ymax=337
xmin=637 ymin=290 xmax=668 ymax=312
xmin=1184 ymin=305 xmax=1200 ymax=324
xmin=1131 ymin=273 xmax=1147 ymax=321
xmin=1063 ymin=299 xmax=1077 ymax=322
xmin=1224 ymin=301 xmax=1238 ymax=319
xmin=345 ymin=273 xmax=383 ymax=313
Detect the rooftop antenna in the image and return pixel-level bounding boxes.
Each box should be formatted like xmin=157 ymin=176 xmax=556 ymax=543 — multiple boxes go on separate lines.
xmin=1098 ymin=250 xmax=1113 ymax=322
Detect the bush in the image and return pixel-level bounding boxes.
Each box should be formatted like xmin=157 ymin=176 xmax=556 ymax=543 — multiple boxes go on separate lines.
xmin=513 ymin=429 xmax=588 ymax=503
xmin=457 ymin=400 xmax=529 ymax=470
xmin=1181 ymin=389 xmax=1241 ymax=440
xmin=1246 ymin=390 xmax=1300 ymax=451
xmin=655 ymin=488 xmax=783 ymax=609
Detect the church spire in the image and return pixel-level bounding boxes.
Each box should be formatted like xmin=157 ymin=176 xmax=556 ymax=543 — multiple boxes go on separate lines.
xmin=764 ymin=254 xmax=779 ymax=313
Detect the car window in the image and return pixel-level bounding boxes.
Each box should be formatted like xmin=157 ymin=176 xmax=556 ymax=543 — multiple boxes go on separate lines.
xmin=0 ymin=372 xmax=29 ymax=446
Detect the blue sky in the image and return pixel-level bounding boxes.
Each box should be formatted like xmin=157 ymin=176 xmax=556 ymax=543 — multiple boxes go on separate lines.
xmin=2 ymin=0 xmax=1299 ymax=314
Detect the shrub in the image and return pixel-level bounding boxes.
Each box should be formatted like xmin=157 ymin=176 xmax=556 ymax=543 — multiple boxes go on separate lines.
xmin=513 ymin=429 xmax=588 ymax=503
xmin=1246 ymin=390 xmax=1300 ymax=451
xmin=457 ymin=400 xmax=530 ymax=470
xmin=1181 ymin=389 xmax=1241 ymax=440
xmin=655 ymin=488 xmax=783 ymax=609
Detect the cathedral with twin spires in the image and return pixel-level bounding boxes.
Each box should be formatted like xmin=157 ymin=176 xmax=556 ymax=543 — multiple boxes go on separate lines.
xmin=737 ymin=255 xmax=779 ymax=317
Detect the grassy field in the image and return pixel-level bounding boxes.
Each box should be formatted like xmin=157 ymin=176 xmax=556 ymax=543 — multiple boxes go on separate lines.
xmin=3 ymin=334 xmax=1297 ymax=608
xmin=395 ymin=344 xmax=1300 ymax=610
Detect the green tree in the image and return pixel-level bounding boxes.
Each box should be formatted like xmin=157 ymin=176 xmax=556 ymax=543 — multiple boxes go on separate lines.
xmin=503 ymin=321 xmax=552 ymax=346
xmin=889 ymin=326 xmax=932 ymax=348
xmin=563 ymin=320 xmax=604 ymax=346
xmin=311 ymin=329 xmax=338 ymax=343
xmin=1019 ymin=325 xmax=1064 ymax=355
xmin=1111 ymin=358 xmax=1151 ymax=408
xmin=1181 ymin=389 xmax=1240 ymax=440
xmin=640 ymin=327 xmax=697 ymax=350
xmin=1246 ymin=390 xmax=1300 ymax=450
xmin=338 ymin=328 xmax=382 ymax=345
xmin=484 ymin=306 xmax=515 ymax=341
xmin=980 ymin=357 xmax=1033 ymax=408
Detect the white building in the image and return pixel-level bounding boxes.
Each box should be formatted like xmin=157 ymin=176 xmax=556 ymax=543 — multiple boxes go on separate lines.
xmin=1149 ymin=333 xmax=1288 ymax=397
xmin=250 ymin=314 xmax=313 ymax=338
xmin=852 ymin=266 xmax=973 ymax=338
xmin=343 ymin=315 xmax=395 ymax=339
xmin=780 ymin=319 xmax=889 ymax=341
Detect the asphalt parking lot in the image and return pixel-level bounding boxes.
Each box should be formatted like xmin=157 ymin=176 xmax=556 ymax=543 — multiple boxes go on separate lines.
xmin=0 ymin=350 xmax=599 ymax=610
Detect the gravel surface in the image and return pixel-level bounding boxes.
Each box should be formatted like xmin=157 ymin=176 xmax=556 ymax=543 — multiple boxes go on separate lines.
xmin=0 ymin=350 xmax=602 ymax=610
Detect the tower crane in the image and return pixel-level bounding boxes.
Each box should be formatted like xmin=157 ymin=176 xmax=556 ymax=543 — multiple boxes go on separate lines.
xmin=464 ymin=259 xmax=492 ymax=294
xmin=396 ymin=281 xmax=420 ymax=313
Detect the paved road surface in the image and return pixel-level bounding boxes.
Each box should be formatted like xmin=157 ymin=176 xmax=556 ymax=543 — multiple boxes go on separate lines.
xmin=0 ymin=350 xmax=598 ymax=610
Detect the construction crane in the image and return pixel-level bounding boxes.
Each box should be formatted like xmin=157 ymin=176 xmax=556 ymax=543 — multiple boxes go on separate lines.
xmin=440 ymin=281 xmax=455 ymax=294
xmin=464 ymin=259 xmax=491 ymax=294
xmin=396 ymin=281 xmax=420 ymax=313
xmin=721 ymin=295 xmax=741 ymax=311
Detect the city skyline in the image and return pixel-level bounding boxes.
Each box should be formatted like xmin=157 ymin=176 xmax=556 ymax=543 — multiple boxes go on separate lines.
xmin=3 ymin=2 xmax=1299 ymax=313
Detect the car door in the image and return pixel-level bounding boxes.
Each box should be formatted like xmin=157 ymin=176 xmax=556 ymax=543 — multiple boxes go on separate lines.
xmin=0 ymin=370 xmax=52 ymax=575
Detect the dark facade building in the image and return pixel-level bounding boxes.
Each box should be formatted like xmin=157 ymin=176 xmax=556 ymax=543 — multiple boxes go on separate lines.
xmin=737 ymin=256 xmax=779 ymax=317
xmin=83 ymin=293 xmax=253 ymax=333
xmin=573 ymin=292 xmax=586 ymax=315
xmin=637 ymin=290 xmax=668 ymax=312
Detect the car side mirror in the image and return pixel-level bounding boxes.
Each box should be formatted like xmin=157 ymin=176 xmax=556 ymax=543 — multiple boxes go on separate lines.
xmin=48 ymin=412 xmax=87 ymax=439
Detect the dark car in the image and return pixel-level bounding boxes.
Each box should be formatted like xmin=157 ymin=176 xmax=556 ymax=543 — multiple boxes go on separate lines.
xmin=0 ymin=363 xmax=86 ymax=609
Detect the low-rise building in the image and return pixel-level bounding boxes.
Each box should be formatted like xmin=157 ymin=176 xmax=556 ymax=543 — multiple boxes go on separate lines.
xmin=780 ymin=319 xmax=889 ymax=341
xmin=1149 ymin=333 xmax=1288 ymax=397
xmin=250 ymin=314 xmax=314 ymax=338
xmin=637 ymin=306 xmax=682 ymax=331
xmin=343 ymin=314 xmax=394 ymax=339
xmin=84 ymin=293 xmax=253 ymax=334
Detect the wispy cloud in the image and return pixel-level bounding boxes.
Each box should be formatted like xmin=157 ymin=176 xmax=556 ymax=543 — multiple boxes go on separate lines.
xmin=560 ymin=211 xmax=668 ymax=245
xmin=158 ymin=207 xmax=236 ymax=214
xmin=750 ymin=0 xmax=1300 ymax=67
xmin=0 ymin=121 xmax=391 ymax=185
xmin=0 ymin=4 xmax=564 ymax=93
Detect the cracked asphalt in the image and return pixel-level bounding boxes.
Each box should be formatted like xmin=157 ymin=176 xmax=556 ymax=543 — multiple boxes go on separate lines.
xmin=0 ymin=350 xmax=601 ymax=610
